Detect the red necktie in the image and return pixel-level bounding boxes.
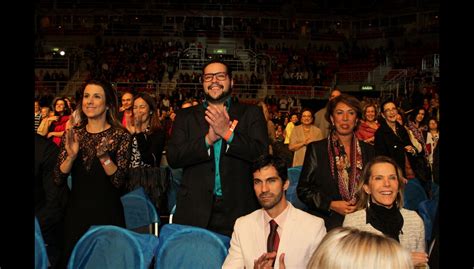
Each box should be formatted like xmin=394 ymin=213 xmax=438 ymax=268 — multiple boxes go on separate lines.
xmin=267 ymin=220 xmax=280 ymax=253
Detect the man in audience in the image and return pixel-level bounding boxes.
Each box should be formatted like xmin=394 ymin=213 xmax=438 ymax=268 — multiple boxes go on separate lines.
xmin=223 ymin=155 xmax=326 ymax=268
xmin=314 ymin=88 xmax=341 ymax=138
xmin=118 ymin=91 xmax=134 ymax=126
xmin=35 ymin=100 xmax=42 ymax=132
xmin=167 ymin=59 xmax=269 ymax=237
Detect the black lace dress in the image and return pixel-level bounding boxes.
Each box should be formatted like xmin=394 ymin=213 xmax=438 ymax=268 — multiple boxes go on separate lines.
xmin=53 ymin=126 xmax=132 ymax=264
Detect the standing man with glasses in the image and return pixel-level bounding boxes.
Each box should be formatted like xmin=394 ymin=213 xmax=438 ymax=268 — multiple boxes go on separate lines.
xmin=167 ymin=59 xmax=269 ymax=236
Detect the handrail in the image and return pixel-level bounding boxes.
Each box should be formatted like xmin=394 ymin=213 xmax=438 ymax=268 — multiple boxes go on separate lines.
xmin=35 ymin=58 xmax=69 ymax=69
xmin=34 ymin=80 xmax=331 ymax=100
xmin=178 ymin=59 xmax=256 ymax=72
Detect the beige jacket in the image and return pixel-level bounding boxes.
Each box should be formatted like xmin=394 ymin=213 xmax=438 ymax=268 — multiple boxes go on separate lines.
xmin=223 ymin=203 xmax=326 ymax=269
xmin=343 ymin=208 xmax=425 ymax=252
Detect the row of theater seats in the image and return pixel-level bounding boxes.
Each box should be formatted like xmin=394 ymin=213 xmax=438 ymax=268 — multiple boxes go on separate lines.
xmin=35 ymin=184 xmax=231 ymax=268
xmin=35 ymin=221 xmax=231 ymax=269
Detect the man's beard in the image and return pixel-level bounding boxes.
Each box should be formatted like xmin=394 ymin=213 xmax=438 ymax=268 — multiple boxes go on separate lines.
xmin=205 ymin=83 xmax=232 ymax=104
xmin=258 ymin=190 xmax=284 ymax=210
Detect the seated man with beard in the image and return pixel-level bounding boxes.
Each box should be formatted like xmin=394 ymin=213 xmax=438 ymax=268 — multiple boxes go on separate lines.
xmin=223 ymin=155 xmax=327 ymax=269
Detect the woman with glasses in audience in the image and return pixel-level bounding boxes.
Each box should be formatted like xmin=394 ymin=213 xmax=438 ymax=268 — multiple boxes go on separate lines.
xmin=343 ymin=156 xmax=428 ymax=267
xmin=297 ymin=94 xmax=375 ymax=230
xmin=374 ymin=100 xmax=430 ymax=195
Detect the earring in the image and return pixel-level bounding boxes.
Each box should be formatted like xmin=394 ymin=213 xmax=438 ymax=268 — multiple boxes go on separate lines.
xmin=367 ymin=194 xmax=371 ymax=208
xmin=150 ymin=111 xmax=153 ymax=115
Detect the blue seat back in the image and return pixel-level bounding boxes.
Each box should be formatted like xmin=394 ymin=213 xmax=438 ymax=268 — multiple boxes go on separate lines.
xmin=167 ymin=167 xmax=183 ymax=213
xmin=418 ymin=198 xmax=438 ymax=244
xmin=286 ymin=166 xmax=307 ymax=210
xmin=68 ymin=225 xmax=159 ymax=269
xmin=403 ymin=178 xmax=428 ymax=211
xmin=121 ymin=187 xmax=159 ymax=230
xmin=35 ymin=217 xmax=48 ymax=269
xmin=155 ymin=224 xmax=230 ymax=269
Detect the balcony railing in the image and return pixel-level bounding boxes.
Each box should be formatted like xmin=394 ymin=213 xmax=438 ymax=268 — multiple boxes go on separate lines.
xmin=34 ymin=81 xmax=331 ymax=100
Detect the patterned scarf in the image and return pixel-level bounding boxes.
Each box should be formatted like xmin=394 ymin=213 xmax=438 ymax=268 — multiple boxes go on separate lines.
xmin=407 ymin=121 xmax=428 ymax=158
xmin=328 ymin=130 xmax=363 ymax=204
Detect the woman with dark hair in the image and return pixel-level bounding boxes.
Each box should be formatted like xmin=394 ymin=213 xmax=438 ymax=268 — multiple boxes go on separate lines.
xmin=343 ymin=155 xmax=428 ymax=267
xmin=297 ymin=94 xmax=375 ymax=230
xmin=127 ymin=92 xmax=167 ymax=211
xmin=53 ymin=79 xmax=132 ymax=266
xmin=425 ymin=117 xmax=439 ymax=178
xmin=407 ymin=107 xmax=428 ymax=158
xmin=374 ymin=100 xmax=431 ymax=196
xmin=47 ymin=97 xmax=71 ymax=146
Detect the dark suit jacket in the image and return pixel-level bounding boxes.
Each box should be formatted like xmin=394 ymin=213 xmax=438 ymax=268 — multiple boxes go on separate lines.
xmin=297 ymin=138 xmax=375 ymax=230
xmin=167 ymin=101 xmax=269 ymax=235
xmin=374 ymin=120 xmax=430 ymax=182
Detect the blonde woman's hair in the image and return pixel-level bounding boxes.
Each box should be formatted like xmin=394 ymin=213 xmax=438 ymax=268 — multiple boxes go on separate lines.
xmin=307 ymin=227 xmax=413 ymax=269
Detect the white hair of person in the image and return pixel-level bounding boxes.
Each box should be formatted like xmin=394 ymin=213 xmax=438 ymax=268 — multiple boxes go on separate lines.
xmin=307 ymin=227 xmax=413 ymax=269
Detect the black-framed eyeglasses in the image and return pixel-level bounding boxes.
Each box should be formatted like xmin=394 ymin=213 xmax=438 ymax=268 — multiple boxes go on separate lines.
xmin=202 ymin=72 xmax=228 ymax=82
xmin=383 ymin=108 xmax=398 ymax=114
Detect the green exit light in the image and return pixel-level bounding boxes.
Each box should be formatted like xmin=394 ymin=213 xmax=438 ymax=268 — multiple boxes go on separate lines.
xmin=360 ymin=85 xmax=374 ymax=91
xmin=213 ymin=49 xmax=227 ymax=54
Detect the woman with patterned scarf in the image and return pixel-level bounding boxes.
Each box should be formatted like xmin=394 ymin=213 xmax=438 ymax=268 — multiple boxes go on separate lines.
xmin=297 ymin=94 xmax=375 ymax=230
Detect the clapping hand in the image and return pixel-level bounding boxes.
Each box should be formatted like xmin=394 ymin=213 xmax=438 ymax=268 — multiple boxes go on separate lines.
xmin=253 ymin=252 xmax=285 ymax=269
xmin=205 ymin=103 xmax=230 ymax=137
xmin=206 ymin=124 xmax=219 ymax=145
xmin=96 ymin=136 xmax=114 ymax=158
xmin=65 ymin=128 xmax=79 ymax=160
xmin=253 ymin=252 xmax=276 ymax=269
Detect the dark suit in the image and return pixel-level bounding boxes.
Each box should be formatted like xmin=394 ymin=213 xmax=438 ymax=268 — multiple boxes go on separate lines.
xmin=297 ymin=139 xmax=375 ymax=230
xmin=35 ymin=134 xmax=69 ymax=269
xmin=167 ymin=101 xmax=269 ymax=236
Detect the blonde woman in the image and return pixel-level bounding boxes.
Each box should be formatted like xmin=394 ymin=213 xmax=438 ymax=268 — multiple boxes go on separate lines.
xmin=289 ymin=108 xmax=323 ymax=167
xmin=355 ymin=103 xmax=379 ymax=145
xmin=307 ymin=226 xmax=413 ymax=269
xmin=343 ymin=156 xmax=428 ymax=267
